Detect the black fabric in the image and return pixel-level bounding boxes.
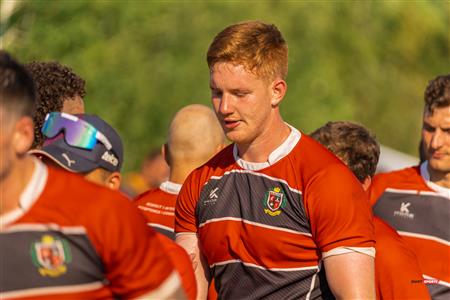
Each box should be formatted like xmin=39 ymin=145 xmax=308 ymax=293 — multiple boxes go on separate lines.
xmin=0 ymin=228 xmax=104 ymax=292
xmin=373 ymin=191 xmax=450 ymax=242
xmin=196 ymin=170 xmax=310 ymax=235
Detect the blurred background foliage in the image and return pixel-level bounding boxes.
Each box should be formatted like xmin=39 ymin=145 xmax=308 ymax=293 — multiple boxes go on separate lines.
xmin=2 ymin=0 xmax=449 ymax=172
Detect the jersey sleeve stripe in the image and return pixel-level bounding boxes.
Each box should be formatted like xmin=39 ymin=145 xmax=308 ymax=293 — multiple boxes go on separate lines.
xmin=385 ymin=188 xmax=443 ymax=197
xmin=322 ymin=246 xmax=376 ymax=259
xmin=148 ymin=223 xmax=175 ymax=232
xmin=399 ymin=231 xmax=450 ymax=246
xmin=0 ymin=281 xmax=104 ymax=299
xmin=1 ymin=224 xmax=87 ymax=234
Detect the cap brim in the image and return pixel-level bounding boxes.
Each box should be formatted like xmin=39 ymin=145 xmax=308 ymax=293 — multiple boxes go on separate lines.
xmin=29 ymin=145 xmax=99 ymax=173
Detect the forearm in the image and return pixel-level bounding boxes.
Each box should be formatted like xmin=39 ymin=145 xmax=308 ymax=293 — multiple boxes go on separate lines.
xmin=323 ymin=251 xmax=375 ymax=299
xmin=176 ymin=233 xmax=210 ymax=300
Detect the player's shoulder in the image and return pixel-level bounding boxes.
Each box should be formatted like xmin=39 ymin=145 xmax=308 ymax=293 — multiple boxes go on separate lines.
xmin=294 ymin=132 xmax=352 ymax=179
xmin=373 ymin=217 xmax=418 ymax=264
xmin=369 ymin=165 xmax=423 ymax=205
xmin=373 ymin=217 xmax=401 ymax=242
xmin=189 ymin=143 xmax=235 ymax=179
xmin=134 ymin=187 xmax=160 ymax=203
xmin=297 ymin=132 xmax=344 ymax=165
xmin=46 ymin=166 xmax=132 ymax=211
xmin=372 ymin=165 xmax=421 ymax=188
xmin=135 ymin=186 xmax=177 ymax=208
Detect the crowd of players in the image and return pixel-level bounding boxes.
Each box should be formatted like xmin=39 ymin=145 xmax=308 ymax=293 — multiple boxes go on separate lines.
xmin=1 ymin=20 xmax=449 ymax=300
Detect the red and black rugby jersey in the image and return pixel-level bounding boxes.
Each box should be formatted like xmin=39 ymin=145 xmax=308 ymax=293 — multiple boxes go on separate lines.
xmin=370 ymin=163 xmax=450 ymax=298
xmin=135 ymin=181 xmax=181 ymax=239
xmin=374 ymin=217 xmax=430 ymax=299
xmin=0 ymin=161 xmax=181 ymax=299
xmin=176 ymin=128 xmax=375 ymax=299
xmin=155 ymin=232 xmax=197 ymax=300
xmin=134 ymin=182 xmax=216 ymax=300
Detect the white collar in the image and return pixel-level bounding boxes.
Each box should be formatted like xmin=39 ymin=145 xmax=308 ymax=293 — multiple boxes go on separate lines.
xmin=420 ymin=161 xmax=450 ymax=199
xmin=234 ymin=124 xmax=301 ymax=171
xmin=159 ymin=181 xmax=182 ymax=195
xmin=1 ymin=157 xmax=48 ymax=228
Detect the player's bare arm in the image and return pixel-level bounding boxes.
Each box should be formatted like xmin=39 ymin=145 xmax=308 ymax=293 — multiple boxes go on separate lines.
xmin=324 ymin=252 xmax=375 ymax=299
xmin=176 ymin=233 xmax=210 ymax=300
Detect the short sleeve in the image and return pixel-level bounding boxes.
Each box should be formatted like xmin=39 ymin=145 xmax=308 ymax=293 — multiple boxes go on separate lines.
xmin=90 ymin=194 xmax=181 ymax=299
xmin=305 ymin=163 xmax=375 ymax=253
xmin=175 ymin=171 xmax=200 ymax=233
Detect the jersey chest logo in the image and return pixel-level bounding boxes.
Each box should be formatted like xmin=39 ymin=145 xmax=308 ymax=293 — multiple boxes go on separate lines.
xmin=31 ymin=234 xmax=72 ymax=277
xmin=393 ymin=201 xmax=415 ymax=220
xmin=263 ymin=187 xmax=286 ymax=216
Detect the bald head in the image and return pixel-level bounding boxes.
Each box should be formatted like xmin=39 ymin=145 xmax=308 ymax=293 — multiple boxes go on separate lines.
xmin=166 ymin=104 xmax=225 ymax=179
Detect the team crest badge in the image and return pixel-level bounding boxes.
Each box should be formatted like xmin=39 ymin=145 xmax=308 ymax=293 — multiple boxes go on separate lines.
xmin=263 ymin=187 xmax=286 ymax=216
xmin=30 ymin=234 xmax=72 ymax=277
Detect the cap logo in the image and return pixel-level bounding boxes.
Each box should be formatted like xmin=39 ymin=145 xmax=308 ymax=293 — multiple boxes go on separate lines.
xmin=101 ymin=151 xmax=118 ymax=167
xmin=62 ymin=153 xmax=76 ymax=167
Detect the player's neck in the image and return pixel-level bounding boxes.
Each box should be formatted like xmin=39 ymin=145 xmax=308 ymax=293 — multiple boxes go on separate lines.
xmin=237 ymin=117 xmax=290 ymax=163
xmin=427 ymin=166 xmax=450 ymax=188
xmin=169 ymin=166 xmax=191 ymax=185
xmin=0 ymin=156 xmax=35 ymax=215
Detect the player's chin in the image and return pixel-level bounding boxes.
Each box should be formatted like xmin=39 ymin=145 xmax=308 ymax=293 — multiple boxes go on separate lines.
xmin=225 ymin=131 xmax=244 ymax=143
xmin=428 ymin=158 xmax=450 ymax=173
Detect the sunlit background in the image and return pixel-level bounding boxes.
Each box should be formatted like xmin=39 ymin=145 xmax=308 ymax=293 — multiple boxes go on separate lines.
xmin=2 ymin=0 xmax=449 ymax=172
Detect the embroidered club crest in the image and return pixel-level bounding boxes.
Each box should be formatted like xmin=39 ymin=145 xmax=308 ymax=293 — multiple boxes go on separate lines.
xmin=263 ymin=187 xmax=286 ymax=216
xmin=31 ymin=234 xmax=72 ymax=277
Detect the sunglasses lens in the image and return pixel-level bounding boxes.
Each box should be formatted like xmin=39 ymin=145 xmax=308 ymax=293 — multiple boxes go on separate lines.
xmin=65 ymin=122 xmax=97 ymax=150
xmin=41 ymin=113 xmax=98 ymax=150
xmin=41 ymin=113 xmax=66 ymax=138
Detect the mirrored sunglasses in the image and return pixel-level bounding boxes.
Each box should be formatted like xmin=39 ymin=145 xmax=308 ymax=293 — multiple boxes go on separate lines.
xmin=41 ymin=112 xmax=112 ymax=150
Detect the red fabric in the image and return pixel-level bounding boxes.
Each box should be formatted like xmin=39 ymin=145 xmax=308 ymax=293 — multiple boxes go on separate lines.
xmin=5 ymin=166 xmax=179 ymax=299
xmin=176 ymin=134 xmax=375 ymax=295
xmin=370 ymin=167 xmax=450 ymax=285
xmin=134 ymin=187 xmax=197 ymax=300
xmin=369 ymin=166 xmax=431 ymax=206
xmin=374 ymin=217 xmax=430 ymax=299
xmin=156 ymin=233 xmax=197 ymax=300
xmin=135 ymin=187 xmax=176 ymax=230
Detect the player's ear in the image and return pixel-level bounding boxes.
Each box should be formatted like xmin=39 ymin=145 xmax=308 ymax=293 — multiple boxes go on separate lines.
xmin=13 ymin=116 xmax=34 ymax=155
xmin=361 ymin=176 xmax=372 ymax=191
xmin=270 ymin=79 xmax=287 ymax=107
xmin=162 ymin=143 xmax=171 ymax=167
xmin=106 ymin=172 xmax=121 ymax=190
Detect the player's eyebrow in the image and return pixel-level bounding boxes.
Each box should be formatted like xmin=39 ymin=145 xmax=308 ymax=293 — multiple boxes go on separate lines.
xmin=230 ymin=88 xmax=250 ymax=94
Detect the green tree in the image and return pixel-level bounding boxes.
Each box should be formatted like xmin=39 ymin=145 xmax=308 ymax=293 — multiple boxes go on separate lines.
xmin=5 ymin=0 xmax=449 ymax=171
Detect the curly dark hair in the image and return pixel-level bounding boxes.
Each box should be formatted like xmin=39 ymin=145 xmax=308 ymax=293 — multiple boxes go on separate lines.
xmin=25 ymin=61 xmax=86 ymax=148
xmin=310 ymin=121 xmax=380 ymax=182
xmin=424 ymin=74 xmax=450 ymax=114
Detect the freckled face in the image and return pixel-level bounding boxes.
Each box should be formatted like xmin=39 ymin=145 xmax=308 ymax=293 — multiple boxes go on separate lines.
xmin=210 ymin=63 xmax=274 ymax=145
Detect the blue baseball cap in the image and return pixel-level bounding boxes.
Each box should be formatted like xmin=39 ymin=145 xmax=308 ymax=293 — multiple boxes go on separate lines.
xmin=30 ymin=114 xmax=123 ymax=173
